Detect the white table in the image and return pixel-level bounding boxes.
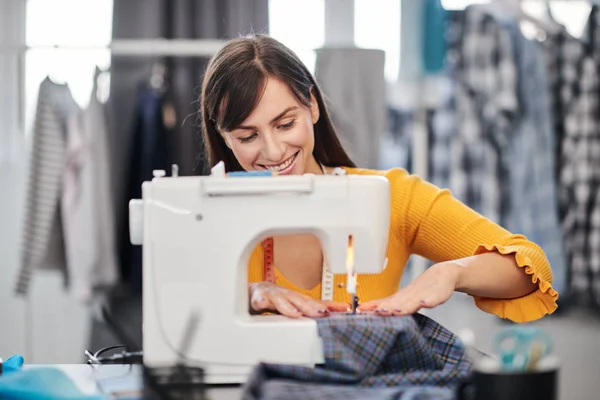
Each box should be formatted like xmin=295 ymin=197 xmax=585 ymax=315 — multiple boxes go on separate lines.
xmin=24 ymin=364 xmax=243 ymax=399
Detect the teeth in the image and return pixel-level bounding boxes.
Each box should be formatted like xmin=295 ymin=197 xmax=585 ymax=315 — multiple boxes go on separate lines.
xmin=267 ymin=154 xmax=295 ymax=172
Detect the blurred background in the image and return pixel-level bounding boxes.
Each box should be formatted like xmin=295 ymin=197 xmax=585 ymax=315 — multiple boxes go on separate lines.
xmin=1 ymin=0 xmax=600 ymax=398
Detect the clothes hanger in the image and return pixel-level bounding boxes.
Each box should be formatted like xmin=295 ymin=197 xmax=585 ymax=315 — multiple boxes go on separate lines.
xmin=149 ymin=58 xmax=168 ymax=93
xmin=475 ymin=0 xmax=562 ymax=36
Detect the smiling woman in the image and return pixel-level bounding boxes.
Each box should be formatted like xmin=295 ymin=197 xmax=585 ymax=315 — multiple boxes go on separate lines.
xmin=200 ymin=34 xmax=356 ymax=175
xmin=199 ymin=33 xmax=558 ymax=324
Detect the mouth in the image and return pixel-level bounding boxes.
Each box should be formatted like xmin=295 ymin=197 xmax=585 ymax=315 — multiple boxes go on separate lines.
xmin=259 ymin=151 xmax=299 ymax=175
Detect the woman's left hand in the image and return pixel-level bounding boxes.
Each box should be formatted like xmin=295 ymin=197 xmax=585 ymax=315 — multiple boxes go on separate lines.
xmin=358 ymin=262 xmax=463 ymax=316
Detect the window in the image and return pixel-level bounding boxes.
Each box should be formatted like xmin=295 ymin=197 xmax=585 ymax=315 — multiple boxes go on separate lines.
xmin=354 ymin=0 xmax=401 ymax=83
xmin=268 ymin=0 xmax=326 ymax=74
xmin=25 ymin=0 xmax=113 ymax=135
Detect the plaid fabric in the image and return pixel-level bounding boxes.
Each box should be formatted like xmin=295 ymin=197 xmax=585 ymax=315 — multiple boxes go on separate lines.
xmin=559 ymin=54 xmax=600 ymax=307
xmin=500 ymin=20 xmax=567 ymax=296
xmin=447 ymin=7 xmax=519 ymax=225
xmin=544 ymin=29 xmax=586 ymax=187
xmin=429 ymin=11 xmax=462 ymax=191
xmin=241 ymin=313 xmax=472 ymax=400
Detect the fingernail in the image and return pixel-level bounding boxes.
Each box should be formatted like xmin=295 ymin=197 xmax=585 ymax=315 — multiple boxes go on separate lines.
xmin=376 ymin=308 xmax=388 ymax=313
xmin=420 ymin=300 xmax=427 ymax=305
xmin=394 ymin=309 xmax=402 ymax=313
xmin=318 ymin=309 xmax=329 ymax=314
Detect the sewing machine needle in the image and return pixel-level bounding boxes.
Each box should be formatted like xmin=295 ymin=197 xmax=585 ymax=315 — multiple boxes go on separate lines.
xmin=352 ymin=295 xmax=359 ymax=315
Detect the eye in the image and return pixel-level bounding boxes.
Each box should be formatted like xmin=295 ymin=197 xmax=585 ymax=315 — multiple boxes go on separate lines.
xmin=238 ymin=132 xmax=258 ymax=143
xmin=278 ymin=120 xmax=296 ymax=130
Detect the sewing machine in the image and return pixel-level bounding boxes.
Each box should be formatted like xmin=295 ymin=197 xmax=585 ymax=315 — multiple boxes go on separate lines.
xmin=128 ymin=162 xmax=391 ymax=384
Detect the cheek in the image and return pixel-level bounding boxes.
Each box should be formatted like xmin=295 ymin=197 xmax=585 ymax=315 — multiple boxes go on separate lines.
xmin=229 ymin=142 xmax=260 ymax=168
xmin=289 ymin=118 xmax=315 ymax=148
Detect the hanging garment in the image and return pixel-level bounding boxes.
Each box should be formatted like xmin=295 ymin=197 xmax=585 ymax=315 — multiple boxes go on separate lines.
xmin=429 ymin=10 xmax=463 ymax=191
xmin=118 ymin=84 xmax=171 ymax=294
xmin=559 ymin=55 xmax=600 ymax=308
xmin=544 ymin=30 xmax=586 ymax=187
xmin=429 ymin=80 xmax=458 ymax=190
xmin=542 ymin=19 xmax=588 ymax=308
xmin=498 ymin=20 xmax=567 ymax=297
xmin=314 ymin=48 xmax=386 ymax=169
xmin=241 ymin=313 xmax=472 ymax=400
xmin=61 ymin=67 xmax=119 ymax=301
xmin=379 ymin=106 xmax=413 ymax=172
xmin=15 ymin=77 xmax=79 ymax=296
xmin=448 ymin=7 xmax=519 ymax=225
xmin=422 ymin=0 xmax=448 ymax=75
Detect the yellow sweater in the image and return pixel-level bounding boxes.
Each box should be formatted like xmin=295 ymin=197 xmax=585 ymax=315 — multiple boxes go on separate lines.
xmin=247 ymin=167 xmax=558 ymax=323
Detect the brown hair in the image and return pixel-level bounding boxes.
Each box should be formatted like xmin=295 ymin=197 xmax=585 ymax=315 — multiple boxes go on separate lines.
xmin=199 ymin=34 xmax=356 ymax=172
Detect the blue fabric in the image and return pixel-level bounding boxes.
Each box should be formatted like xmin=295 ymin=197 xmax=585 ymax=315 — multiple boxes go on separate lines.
xmin=499 ymin=18 xmax=567 ymax=296
xmin=2 ymin=355 xmax=25 ymax=374
xmin=0 ymin=355 xmax=106 ymax=400
xmin=241 ymin=313 xmax=472 ymax=400
xmin=422 ymin=0 xmax=448 ymax=75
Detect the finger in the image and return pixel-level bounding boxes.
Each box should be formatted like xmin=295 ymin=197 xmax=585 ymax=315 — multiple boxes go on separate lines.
xmin=373 ymin=291 xmax=413 ymax=316
xmin=357 ymin=300 xmax=382 ymax=311
xmin=287 ymin=296 xmax=330 ymax=318
xmin=270 ymin=295 xmax=303 ymax=318
xmin=322 ymin=301 xmax=350 ymax=312
xmin=388 ymin=298 xmax=424 ymax=316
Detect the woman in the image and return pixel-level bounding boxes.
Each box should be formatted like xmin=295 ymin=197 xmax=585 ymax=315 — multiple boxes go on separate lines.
xmin=200 ymin=34 xmax=557 ymax=323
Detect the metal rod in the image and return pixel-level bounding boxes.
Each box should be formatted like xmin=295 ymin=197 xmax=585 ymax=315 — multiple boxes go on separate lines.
xmin=0 ymin=38 xmax=227 ymax=56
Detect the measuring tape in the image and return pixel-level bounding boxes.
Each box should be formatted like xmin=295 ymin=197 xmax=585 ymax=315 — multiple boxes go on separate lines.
xmin=261 ymin=164 xmax=342 ymax=302
xmin=262 ymin=238 xmax=334 ymax=301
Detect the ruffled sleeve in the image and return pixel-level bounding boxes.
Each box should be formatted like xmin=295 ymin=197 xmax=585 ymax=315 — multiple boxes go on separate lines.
xmin=471 ymin=240 xmax=558 ymax=323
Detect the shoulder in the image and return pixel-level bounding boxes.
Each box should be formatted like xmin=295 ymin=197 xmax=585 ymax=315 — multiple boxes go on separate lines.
xmin=342 ymin=166 xmax=407 ymax=179
xmin=342 ymin=167 xmax=421 ymax=191
xmin=342 ymin=166 xmax=450 ymax=218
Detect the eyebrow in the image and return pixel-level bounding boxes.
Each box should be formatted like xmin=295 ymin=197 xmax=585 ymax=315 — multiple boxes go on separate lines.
xmin=235 ymin=106 xmax=298 ymax=131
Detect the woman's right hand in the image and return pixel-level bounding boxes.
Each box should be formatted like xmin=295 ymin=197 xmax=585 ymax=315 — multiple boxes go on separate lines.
xmin=249 ymin=282 xmax=349 ymax=318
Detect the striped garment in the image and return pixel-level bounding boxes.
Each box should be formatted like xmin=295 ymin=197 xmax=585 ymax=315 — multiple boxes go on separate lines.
xmin=241 ymin=313 xmax=472 ymax=400
xmin=15 ymin=77 xmax=80 ymax=296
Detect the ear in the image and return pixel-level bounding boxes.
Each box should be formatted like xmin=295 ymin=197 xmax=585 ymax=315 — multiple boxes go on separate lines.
xmin=309 ymin=88 xmax=320 ymax=124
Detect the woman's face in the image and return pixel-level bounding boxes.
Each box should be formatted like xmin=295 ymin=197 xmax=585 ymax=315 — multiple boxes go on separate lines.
xmin=221 ymin=77 xmax=322 ymax=175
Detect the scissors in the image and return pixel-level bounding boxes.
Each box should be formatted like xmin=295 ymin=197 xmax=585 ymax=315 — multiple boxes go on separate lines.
xmin=492 ymin=326 xmax=553 ymax=372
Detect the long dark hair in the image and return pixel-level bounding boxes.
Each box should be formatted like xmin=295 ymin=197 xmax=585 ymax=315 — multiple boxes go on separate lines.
xmin=199 ymin=34 xmax=356 ymax=172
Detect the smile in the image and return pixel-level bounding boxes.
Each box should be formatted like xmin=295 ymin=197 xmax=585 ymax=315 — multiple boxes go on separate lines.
xmin=261 ymin=152 xmax=298 ymax=174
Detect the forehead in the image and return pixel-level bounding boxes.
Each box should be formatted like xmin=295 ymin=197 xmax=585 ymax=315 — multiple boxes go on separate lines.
xmin=243 ymin=78 xmax=302 ymax=123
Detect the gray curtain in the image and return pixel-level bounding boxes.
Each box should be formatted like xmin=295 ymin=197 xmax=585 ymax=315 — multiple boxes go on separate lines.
xmin=91 ymin=0 xmax=268 ymax=354
xmin=315 ymin=47 xmax=386 ymax=170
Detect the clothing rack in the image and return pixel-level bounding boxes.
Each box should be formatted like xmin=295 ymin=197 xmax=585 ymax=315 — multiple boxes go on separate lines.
xmin=0 ymin=38 xmax=228 ymax=56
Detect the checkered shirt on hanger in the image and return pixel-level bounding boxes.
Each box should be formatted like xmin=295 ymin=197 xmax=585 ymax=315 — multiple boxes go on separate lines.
xmin=448 ymin=7 xmax=519 ymax=225
xmin=559 ymin=54 xmax=600 ymax=307
xmin=499 ymin=20 xmax=567 ymax=297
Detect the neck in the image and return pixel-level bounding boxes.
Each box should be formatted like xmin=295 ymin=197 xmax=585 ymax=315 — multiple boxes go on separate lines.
xmin=305 ymin=156 xmax=326 ymax=175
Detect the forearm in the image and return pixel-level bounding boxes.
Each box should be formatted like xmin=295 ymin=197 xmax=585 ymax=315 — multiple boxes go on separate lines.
xmin=444 ymin=252 xmax=538 ymax=299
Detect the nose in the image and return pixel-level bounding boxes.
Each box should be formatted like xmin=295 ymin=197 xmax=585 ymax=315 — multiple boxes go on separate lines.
xmin=262 ymin=132 xmax=285 ymax=162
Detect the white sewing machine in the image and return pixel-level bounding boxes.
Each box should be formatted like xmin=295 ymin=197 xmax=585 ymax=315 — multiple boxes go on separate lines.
xmin=129 ymin=162 xmax=390 ymax=384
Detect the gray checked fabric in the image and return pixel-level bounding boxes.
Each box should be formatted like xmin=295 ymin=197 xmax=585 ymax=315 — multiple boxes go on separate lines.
xmin=241 ymin=313 xmax=472 ymax=400
xmin=16 ymin=77 xmax=79 ymax=296
xmin=499 ymin=19 xmax=567 ymax=297
xmin=448 ymin=7 xmax=519 ymax=226
xmin=559 ymin=54 xmax=600 ymax=307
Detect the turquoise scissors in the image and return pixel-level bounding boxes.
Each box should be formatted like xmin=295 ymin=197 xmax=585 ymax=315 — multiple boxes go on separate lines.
xmin=493 ymin=326 xmax=553 ymax=371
